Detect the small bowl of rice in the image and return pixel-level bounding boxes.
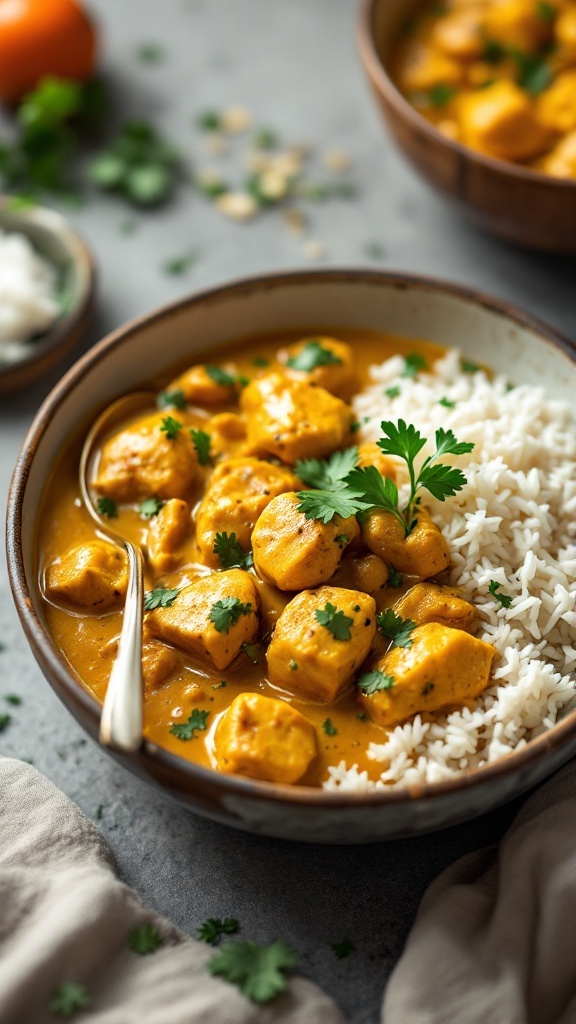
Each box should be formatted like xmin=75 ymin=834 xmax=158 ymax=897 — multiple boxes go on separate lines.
xmin=0 ymin=197 xmax=94 ymax=394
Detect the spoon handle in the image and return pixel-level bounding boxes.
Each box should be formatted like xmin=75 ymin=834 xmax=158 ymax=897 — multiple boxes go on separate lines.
xmin=99 ymin=540 xmax=145 ymax=751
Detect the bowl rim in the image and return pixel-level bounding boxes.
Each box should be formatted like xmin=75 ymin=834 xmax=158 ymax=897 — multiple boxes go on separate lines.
xmin=7 ymin=266 xmax=576 ymax=810
xmin=0 ymin=196 xmax=95 ymax=385
xmin=357 ymin=0 xmax=576 ymax=192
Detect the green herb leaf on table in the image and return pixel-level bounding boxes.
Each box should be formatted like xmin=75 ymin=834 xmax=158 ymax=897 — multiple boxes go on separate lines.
xmin=286 ymin=339 xmax=343 ymax=373
xmin=197 ymin=110 xmax=222 ymax=131
xmin=208 ymin=940 xmax=299 ymax=1004
xmin=332 ymin=937 xmax=355 ymax=959
xmin=323 ymin=718 xmax=338 ymax=736
xmin=88 ymin=120 xmax=180 ymax=207
xmin=357 ymin=670 xmax=395 ymax=695
xmin=253 ymin=128 xmax=278 ymax=149
xmin=213 ymin=532 xmax=254 ymax=570
xmin=159 ymin=415 xmax=183 ymax=439
xmin=489 ymin=580 xmax=513 ymax=608
xmin=377 ymin=609 xmax=416 ymax=649
xmin=157 ymin=388 xmax=187 ymax=410
xmin=129 ymin=923 xmax=163 ymax=954
xmin=315 ymin=602 xmax=354 ymax=641
xmin=96 ymin=496 xmax=117 ymax=519
xmin=144 ymin=587 xmax=180 ymax=611
xmin=5 ymin=694 xmax=21 ymax=705
xmin=163 ymin=251 xmax=198 ymax=276
xmin=136 ymin=43 xmax=165 ymax=63
xmin=139 ymin=497 xmax=165 ymax=518
xmin=170 ymin=708 xmax=209 ymax=741
xmin=190 ymin=428 xmax=212 ymax=465
xmin=0 ymin=714 xmax=11 ymax=733
xmin=198 ymin=917 xmax=240 ymax=945
xmin=48 ymin=981 xmax=90 ymax=1017
xmin=210 ymin=598 xmax=253 ymax=634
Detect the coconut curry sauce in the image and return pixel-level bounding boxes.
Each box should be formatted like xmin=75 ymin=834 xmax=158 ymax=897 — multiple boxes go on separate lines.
xmin=39 ymin=328 xmax=495 ymax=787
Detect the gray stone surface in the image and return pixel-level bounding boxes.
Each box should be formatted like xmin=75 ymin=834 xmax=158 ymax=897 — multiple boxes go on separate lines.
xmin=0 ymin=1 xmax=574 ymax=1021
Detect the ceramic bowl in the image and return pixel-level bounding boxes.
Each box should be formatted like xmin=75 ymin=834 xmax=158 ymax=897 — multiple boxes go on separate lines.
xmin=0 ymin=197 xmax=95 ymax=393
xmin=7 ymin=269 xmax=576 ymax=843
xmin=358 ymin=0 xmax=576 ymax=254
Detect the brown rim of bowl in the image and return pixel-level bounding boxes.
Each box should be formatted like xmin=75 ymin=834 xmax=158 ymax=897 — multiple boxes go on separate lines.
xmin=6 ymin=267 xmax=576 ymax=810
xmin=358 ymin=0 xmax=576 ymax=192
xmin=0 ymin=199 xmax=95 ymax=387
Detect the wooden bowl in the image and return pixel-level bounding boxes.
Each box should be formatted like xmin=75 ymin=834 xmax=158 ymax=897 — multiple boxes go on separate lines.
xmin=358 ymin=0 xmax=576 ymax=253
xmin=0 ymin=198 xmax=95 ymax=393
xmin=6 ymin=270 xmax=576 ymax=842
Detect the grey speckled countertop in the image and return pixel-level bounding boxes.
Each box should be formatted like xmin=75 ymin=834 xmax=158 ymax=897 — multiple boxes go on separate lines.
xmin=1 ymin=2 xmax=574 ymax=1021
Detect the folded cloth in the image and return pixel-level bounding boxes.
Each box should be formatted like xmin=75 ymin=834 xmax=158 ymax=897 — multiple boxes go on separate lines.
xmin=0 ymin=757 xmax=346 ymax=1024
xmin=383 ymin=759 xmax=576 ymax=1024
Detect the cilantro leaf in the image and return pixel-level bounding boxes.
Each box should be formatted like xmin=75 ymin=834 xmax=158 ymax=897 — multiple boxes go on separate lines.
xmin=295 ymin=447 xmax=359 ymax=489
xmin=357 ymin=670 xmax=395 ymax=694
xmin=0 ymin=713 xmax=11 ymax=733
xmin=140 ymin=497 xmax=165 ymax=518
xmin=96 ymin=496 xmax=118 ymax=519
xmin=427 ymin=84 xmax=456 ymax=107
xmin=489 ymin=580 xmax=513 ymax=608
xmin=169 ymin=708 xmax=209 ymax=740
xmin=295 ymin=489 xmax=365 ymax=525
xmin=136 ymin=44 xmax=165 ymax=63
xmin=377 ymin=609 xmax=416 ymax=648
xmin=48 ymin=982 xmax=90 ymax=1017
xmin=159 ymin=415 xmax=182 ymax=439
xmin=385 ymin=385 xmax=400 ymax=399
xmin=163 ymin=251 xmax=198 ymax=276
xmin=378 ymin=418 xmax=427 ymax=463
xmin=198 ymin=917 xmax=240 ymax=945
xmin=432 ymin=427 xmax=475 ymax=460
xmin=345 ymin=465 xmax=400 ymax=518
xmin=190 ymin=427 xmax=212 ymax=465
xmin=205 ymin=364 xmax=237 ymax=388
xmin=417 ymin=463 xmax=468 ymax=500
xmin=315 ymin=602 xmax=354 ymax=641
xmin=439 ymin=396 xmax=456 ymax=409
xmin=157 ymin=388 xmax=186 ymax=410
xmin=210 ymin=598 xmax=253 ymax=633
xmin=286 ymin=339 xmax=342 ymax=372
xmin=208 ymin=940 xmax=299 ymax=1004
xmin=461 ymin=359 xmax=479 ymax=373
xmin=402 ymin=352 xmax=428 ymax=378
xmin=512 ymin=49 xmax=553 ymax=95
xmin=323 ymin=718 xmax=338 ymax=736
xmin=387 ymin=566 xmax=403 ymax=587
xmin=242 ymin=642 xmax=261 ymax=664
xmin=332 ymin=937 xmax=355 ymax=958
xmin=213 ymin=532 xmax=254 ymax=569
xmin=197 ymin=110 xmax=222 ymax=131
xmin=4 ymin=694 xmax=21 ymax=705
xmin=129 ymin=923 xmax=163 ymax=954
xmin=144 ymin=587 xmax=179 ymax=611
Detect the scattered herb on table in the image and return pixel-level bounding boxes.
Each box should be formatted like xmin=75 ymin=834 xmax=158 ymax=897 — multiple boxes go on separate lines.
xmin=364 ymin=241 xmax=385 ymax=260
xmin=377 ymin=609 xmax=416 ymax=649
xmin=136 ymin=43 xmax=165 ymax=63
xmin=96 ymin=496 xmax=117 ymax=519
xmin=159 ymin=415 xmax=183 ymax=439
xmin=323 ymin=718 xmax=338 ymax=736
xmin=332 ymin=937 xmax=355 ymax=958
xmin=197 ymin=110 xmax=222 ymax=131
xmin=4 ymin=694 xmax=22 ymax=705
xmin=163 ymin=251 xmax=198 ymax=275
xmin=170 ymin=708 xmax=209 ymax=741
xmin=286 ymin=339 xmax=342 ymax=372
xmin=489 ymin=580 xmax=513 ymax=608
xmin=208 ymin=940 xmax=299 ymax=1004
xmin=253 ymin=128 xmax=278 ymax=149
xmin=129 ymin=923 xmax=163 ymax=954
xmin=357 ymin=670 xmax=395 ymax=695
xmin=190 ymin=427 xmax=212 ymax=465
xmin=198 ymin=917 xmax=240 ymax=945
xmin=157 ymin=388 xmax=187 ymax=410
xmin=0 ymin=714 xmax=11 ymax=733
xmin=139 ymin=497 xmax=165 ymax=518
xmin=213 ymin=532 xmax=254 ymax=569
xmin=88 ymin=120 xmax=181 ymax=207
xmin=402 ymin=352 xmax=427 ymax=378
xmin=144 ymin=587 xmax=180 ymax=611
xmin=95 ymin=804 xmax=104 ymax=820
xmin=210 ymin=598 xmax=253 ymax=634
xmin=48 ymin=981 xmax=90 ymax=1017
xmin=315 ymin=602 xmax=354 ymax=641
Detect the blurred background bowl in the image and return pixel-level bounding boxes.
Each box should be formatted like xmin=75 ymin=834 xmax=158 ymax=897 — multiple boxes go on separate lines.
xmin=358 ymin=0 xmax=576 ymax=254
xmin=0 ymin=197 xmax=95 ymax=394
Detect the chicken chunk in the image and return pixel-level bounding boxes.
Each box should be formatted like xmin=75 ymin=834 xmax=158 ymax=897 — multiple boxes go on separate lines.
xmin=537 ymin=129 xmax=576 ymax=177
xmin=215 ymin=693 xmax=317 ymax=784
xmin=330 ymin=553 xmax=389 ymax=594
xmin=240 ymin=372 xmax=353 ymax=465
xmin=94 ymin=412 xmax=200 ymax=503
xmin=357 ymin=441 xmax=398 ymax=482
xmin=207 ymin=412 xmax=247 ymax=459
xmin=458 ymin=81 xmax=553 ymax=161
xmin=556 ymin=6 xmax=576 ymax=59
xmin=279 ymin=336 xmax=356 ymax=398
xmin=252 ymin=492 xmax=359 ymax=591
xmin=537 ymin=70 xmax=576 ymax=133
xmin=196 ymin=457 xmax=300 ymax=565
xmin=362 ymin=507 xmax=450 ymax=579
xmin=398 ymin=42 xmax=463 ymax=92
xmin=267 ymin=585 xmax=376 ymax=702
xmin=146 ymin=569 xmax=259 ymax=670
xmin=147 ymin=499 xmax=191 ymax=575
xmin=165 ymin=363 xmax=239 ymax=404
xmin=431 ymin=6 xmax=486 ymax=60
xmin=46 ymin=541 xmax=127 ymax=610
xmin=98 ymin=633 xmax=181 ymax=691
xmin=483 ymin=0 xmax=552 ymax=52
xmin=359 ymin=622 xmax=495 ymax=727
xmin=393 ymin=583 xmax=475 ymax=631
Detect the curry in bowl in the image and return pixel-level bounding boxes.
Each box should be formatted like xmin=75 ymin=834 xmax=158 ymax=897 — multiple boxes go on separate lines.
xmin=39 ymin=327 xmax=575 ymax=791
xmin=392 ymin=0 xmax=576 ymax=177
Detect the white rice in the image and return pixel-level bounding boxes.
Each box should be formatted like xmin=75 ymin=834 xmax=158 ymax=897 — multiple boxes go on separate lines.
xmin=0 ymin=228 xmax=60 ymax=366
xmin=324 ymin=348 xmax=576 ymax=792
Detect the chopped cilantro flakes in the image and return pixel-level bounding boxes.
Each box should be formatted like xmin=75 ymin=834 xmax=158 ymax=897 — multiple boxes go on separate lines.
xmin=315 ymin=602 xmax=354 ymax=641
xmin=357 ymin=670 xmax=395 ymax=695
xmin=129 ymin=923 xmax=163 ymax=954
xmin=208 ymin=940 xmax=298 ymax=1004
xmin=377 ymin=609 xmax=416 ymax=649
xmin=210 ymin=597 xmax=252 ymax=633
xmin=170 ymin=708 xmax=209 ymax=740
xmin=489 ymin=580 xmax=513 ymax=608
xmin=286 ymin=339 xmax=342 ymax=373
xmin=322 ymin=718 xmax=338 ymax=736
xmin=198 ymin=917 xmax=240 ymax=945
xmin=96 ymin=496 xmax=117 ymax=519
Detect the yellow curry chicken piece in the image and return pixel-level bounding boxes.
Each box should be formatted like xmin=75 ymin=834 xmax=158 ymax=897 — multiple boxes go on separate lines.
xmin=362 ymin=507 xmax=450 ymax=579
xmin=215 ymin=693 xmax=318 ymax=784
xmin=393 ymin=582 xmax=476 ymax=631
xmin=165 ymin=363 xmax=238 ymax=404
xmin=46 ymin=541 xmax=127 ymax=610
xmin=147 ymin=499 xmax=190 ymax=576
xmin=206 ymin=412 xmax=247 ymax=459
xmin=397 ymin=41 xmax=464 ymax=92
xmin=240 ymin=372 xmax=353 ymax=465
xmin=330 ymin=553 xmax=389 ymax=594
xmin=537 ymin=69 xmax=576 ymax=132
xmin=94 ymin=411 xmax=200 ymax=503
xmin=100 ymin=633 xmax=181 ymax=692
xmin=537 ymin=127 xmax=576 ymax=175
xmin=357 ymin=441 xmax=398 ymax=481
xmin=252 ymin=492 xmax=360 ymax=591
xmin=360 ymin=622 xmax=495 ymax=728
xmin=431 ymin=5 xmax=487 ymax=59
xmin=267 ymin=585 xmax=376 ymax=702
xmin=147 ymin=569 xmax=259 ymax=670
xmin=195 ymin=457 xmax=300 ymax=565
xmin=483 ymin=0 xmax=553 ymax=51
xmin=458 ymin=80 xmax=553 ymax=161
xmin=279 ymin=336 xmax=357 ymax=398
xmin=556 ymin=6 xmax=576 ymax=59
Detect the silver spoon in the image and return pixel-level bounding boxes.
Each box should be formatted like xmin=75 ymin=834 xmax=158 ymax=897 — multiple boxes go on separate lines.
xmin=79 ymin=392 xmax=155 ymax=752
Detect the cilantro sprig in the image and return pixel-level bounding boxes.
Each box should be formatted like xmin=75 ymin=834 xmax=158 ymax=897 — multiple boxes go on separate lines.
xmin=489 ymin=580 xmax=513 ymax=608
xmin=159 ymin=415 xmax=182 ymax=440
xmin=198 ymin=917 xmax=240 ymax=945
xmin=129 ymin=923 xmax=163 ymax=954
xmin=357 ymin=670 xmax=395 ymax=694
xmin=286 ymin=339 xmax=342 ymax=372
xmin=96 ymin=496 xmax=118 ymax=519
xmin=190 ymin=427 xmax=212 ymax=465
xmin=208 ymin=940 xmax=299 ymax=1004
xmin=48 ymin=982 xmax=90 ymax=1017
xmin=296 ymin=447 xmax=362 ymax=524
xmin=210 ymin=598 xmax=253 ymax=633
xmin=377 ymin=609 xmax=416 ymax=649
xmin=144 ymin=587 xmax=179 ymax=611
xmin=315 ymin=602 xmax=354 ymax=641
xmin=169 ymin=708 xmax=209 ymax=740
xmin=213 ymin=532 xmax=254 ymax=569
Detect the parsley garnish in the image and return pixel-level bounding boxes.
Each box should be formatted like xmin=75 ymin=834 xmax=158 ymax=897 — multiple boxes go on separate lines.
xmin=198 ymin=917 xmax=240 ymax=945
xmin=208 ymin=940 xmax=298 ymax=1004
xmin=377 ymin=609 xmax=416 ymax=649
xmin=48 ymin=982 xmax=90 ymax=1017
xmin=315 ymin=602 xmax=354 ymax=641
xmin=88 ymin=120 xmax=180 ymax=206
xmin=129 ymin=923 xmax=163 ymax=954
xmin=357 ymin=670 xmax=395 ymax=694
xmin=170 ymin=708 xmax=209 ymax=740
xmin=387 ymin=566 xmax=403 ymax=587
xmin=439 ymin=397 xmax=456 ymax=409
xmin=139 ymin=497 xmax=164 ymax=518
xmin=159 ymin=415 xmax=182 ymax=439
xmin=96 ymin=496 xmax=117 ymax=519
xmin=286 ymin=339 xmax=342 ymax=372
xmin=4 ymin=694 xmax=21 ymax=705
xmin=295 ymin=447 xmax=362 ymax=524
xmin=323 ymin=718 xmax=338 ymax=736
xmin=489 ymin=580 xmax=513 ymax=608
xmin=190 ymin=427 xmax=212 ymax=465
xmin=332 ymin=937 xmax=355 ymax=958
xmin=213 ymin=532 xmax=254 ymax=569
xmin=402 ymin=352 xmax=427 ymax=378
xmin=157 ymin=388 xmax=187 ymax=410
xmin=0 ymin=714 xmax=11 ymax=733
xmin=385 ymin=385 xmax=400 ymax=399
xmin=144 ymin=587 xmax=179 ymax=611
xmin=427 ymin=84 xmax=456 ymax=106
xmin=210 ymin=598 xmax=253 ymax=633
